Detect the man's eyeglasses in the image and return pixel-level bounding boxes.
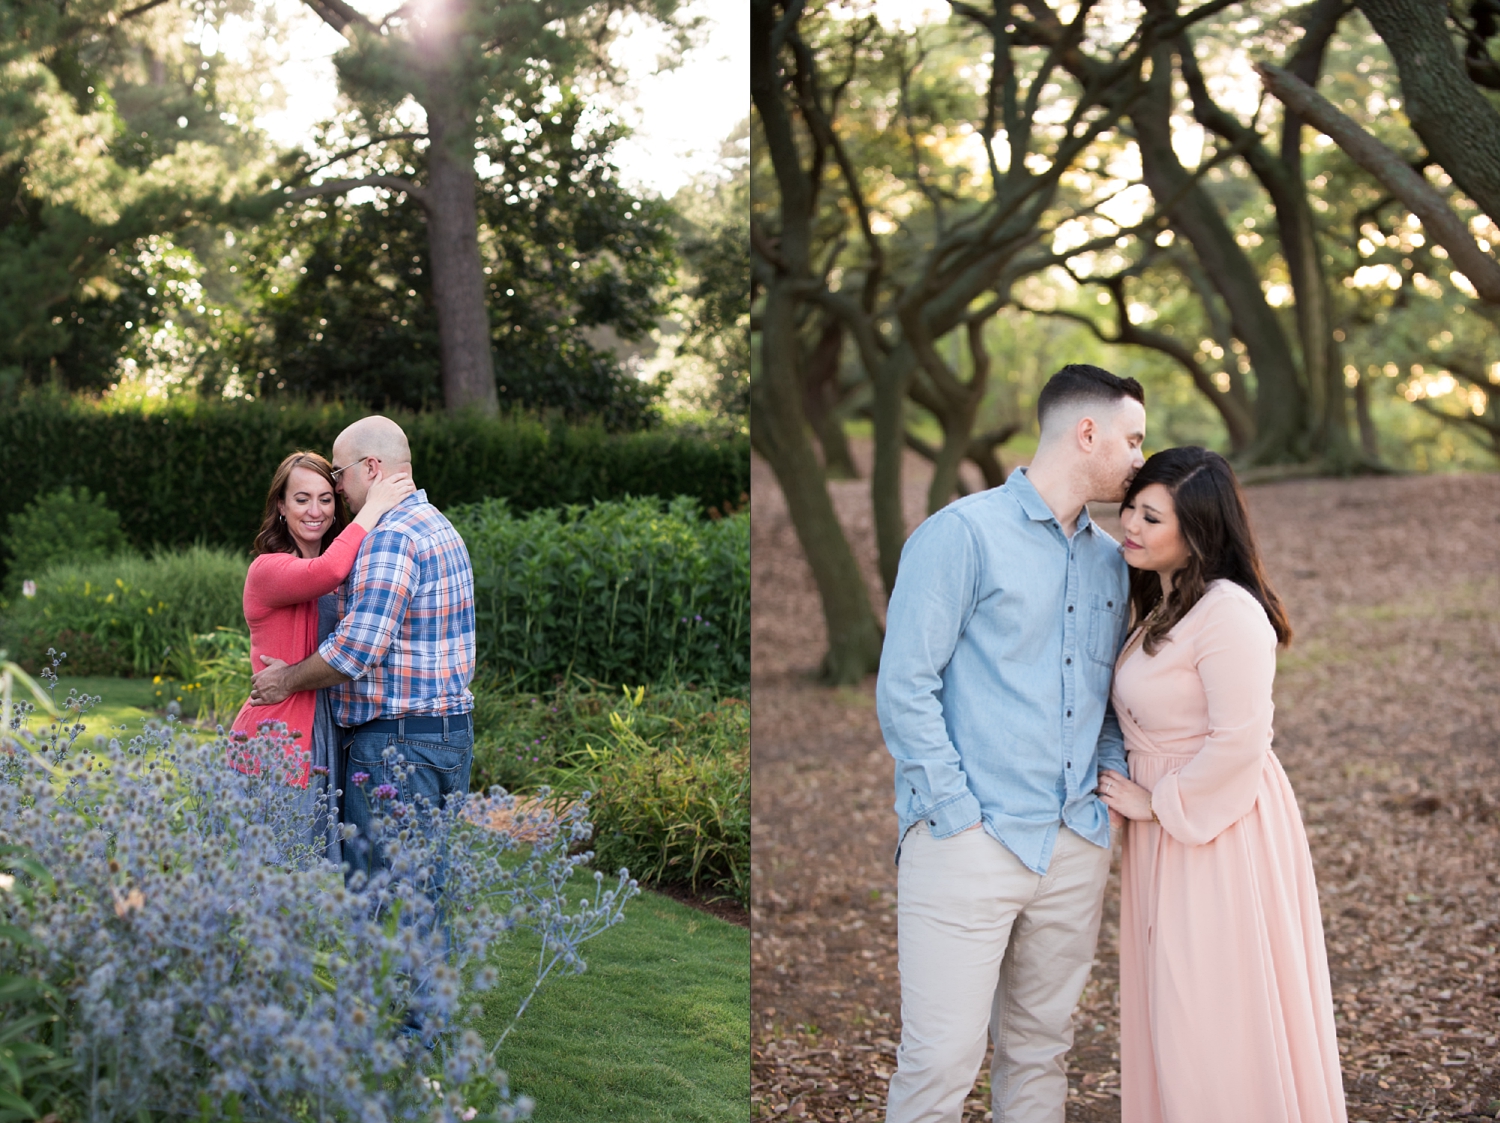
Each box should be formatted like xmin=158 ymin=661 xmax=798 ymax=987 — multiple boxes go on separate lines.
xmin=330 ymin=456 xmax=372 ymax=482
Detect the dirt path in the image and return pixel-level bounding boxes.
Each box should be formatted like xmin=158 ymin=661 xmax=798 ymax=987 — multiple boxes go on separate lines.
xmin=751 ymin=446 xmax=1500 ymax=1122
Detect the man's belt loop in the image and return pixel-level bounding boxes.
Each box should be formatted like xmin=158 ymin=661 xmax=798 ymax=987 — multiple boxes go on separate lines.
xmin=346 ymin=714 xmax=472 ymax=738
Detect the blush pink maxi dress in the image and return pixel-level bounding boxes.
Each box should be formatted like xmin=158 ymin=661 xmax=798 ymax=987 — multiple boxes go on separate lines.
xmin=1112 ymin=580 xmax=1347 ymax=1123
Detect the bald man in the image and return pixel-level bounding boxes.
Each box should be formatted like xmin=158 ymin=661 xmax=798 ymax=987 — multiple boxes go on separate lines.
xmin=250 ymin=414 xmax=477 ymax=881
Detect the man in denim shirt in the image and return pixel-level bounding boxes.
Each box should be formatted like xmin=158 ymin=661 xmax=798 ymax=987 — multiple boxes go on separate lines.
xmin=878 ymin=365 xmax=1145 ymax=1123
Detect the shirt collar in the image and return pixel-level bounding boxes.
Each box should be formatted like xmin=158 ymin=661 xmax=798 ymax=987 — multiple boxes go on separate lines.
xmin=1005 ymin=467 xmax=1099 ymax=535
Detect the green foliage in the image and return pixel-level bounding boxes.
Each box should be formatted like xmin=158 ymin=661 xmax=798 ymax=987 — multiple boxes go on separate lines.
xmin=672 ymin=120 xmax=750 ymax=420
xmin=170 ymin=627 xmax=253 ymax=726
xmin=474 ymin=892 xmax=748 ymax=1122
xmin=0 ymin=0 xmax=272 ymax=389
xmin=549 ymin=696 xmax=748 ymax=907
xmin=1 ymin=547 xmax=248 ymax=678
xmin=469 ymin=678 xmax=737 ymax=793
xmin=238 ymin=94 xmax=675 ymax=428
xmin=1 ymin=486 xmax=127 ymax=593
xmin=470 ymin=681 xmax=749 ymax=906
xmin=452 ymin=497 xmax=749 ymax=690
xmin=0 ymin=845 xmax=75 ymax=1123
xmin=0 ymin=395 xmax=751 ymax=581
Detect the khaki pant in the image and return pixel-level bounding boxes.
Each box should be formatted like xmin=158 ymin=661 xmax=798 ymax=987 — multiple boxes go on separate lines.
xmin=886 ymin=823 xmax=1111 ymax=1123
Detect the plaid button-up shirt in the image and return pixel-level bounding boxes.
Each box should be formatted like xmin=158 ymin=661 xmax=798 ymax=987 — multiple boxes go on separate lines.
xmin=319 ymin=491 xmax=476 ymax=727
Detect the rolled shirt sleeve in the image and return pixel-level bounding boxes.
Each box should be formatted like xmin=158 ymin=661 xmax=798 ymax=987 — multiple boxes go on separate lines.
xmin=319 ymin=526 xmax=417 ymax=680
xmin=876 ymin=511 xmax=984 ymax=838
xmin=1096 ymin=702 xmax=1129 ymax=777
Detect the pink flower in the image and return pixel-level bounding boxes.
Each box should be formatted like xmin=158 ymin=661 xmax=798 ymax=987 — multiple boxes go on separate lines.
xmin=21 ymin=580 xmax=36 ymax=598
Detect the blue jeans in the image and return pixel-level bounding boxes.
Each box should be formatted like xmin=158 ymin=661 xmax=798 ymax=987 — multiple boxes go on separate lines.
xmin=340 ymin=716 xmax=474 ymax=885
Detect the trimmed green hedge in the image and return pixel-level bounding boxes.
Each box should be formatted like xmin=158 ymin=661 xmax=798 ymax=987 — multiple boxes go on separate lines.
xmin=3 ymin=498 xmax=749 ymax=687
xmin=0 ymin=396 xmax=750 ymax=582
xmin=451 ymin=496 xmax=749 ymax=688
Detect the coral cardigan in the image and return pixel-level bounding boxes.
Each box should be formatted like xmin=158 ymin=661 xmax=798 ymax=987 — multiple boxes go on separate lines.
xmin=230 ymin=523 xmax=367 ymax=786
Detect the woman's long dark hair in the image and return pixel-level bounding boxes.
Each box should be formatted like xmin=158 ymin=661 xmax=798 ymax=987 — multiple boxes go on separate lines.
xmin=251 ymin=451 xmax=349 ymax=558
xmin=1121 ymin=447 xmax=1291 ymax=654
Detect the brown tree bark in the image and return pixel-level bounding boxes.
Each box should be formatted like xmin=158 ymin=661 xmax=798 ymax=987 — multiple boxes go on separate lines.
xmin=803 ymin=318 xmax=859 ymax=478
xmin=752 ymin=0 xmax=884 ymax=683
xmin=296 ymin=0 xmax=499 ymax=416
xmin=751 ymin=286 xmax=884 ymax=685
xmin=1353 ymin=371 xmax=1381 ymax=460
xmin=424 ymin=104 xmax=501 ymax=415
xmin=905 ymin=318 xmax=992 ymax=515
xmin=1358 ymin=0 xmax=1500 ymax=225
xmin=1172 ymin=0 xmax=1360 ymax=468
xmin=1133 ymin=42 xmax=1311 ymax=463
xmin=1256 ymin=62 xmax=1500 ymax=304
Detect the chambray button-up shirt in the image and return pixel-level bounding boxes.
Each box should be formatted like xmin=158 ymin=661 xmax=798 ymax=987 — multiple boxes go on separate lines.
xmin=876 ymin=468 xmax=1130 ymax=874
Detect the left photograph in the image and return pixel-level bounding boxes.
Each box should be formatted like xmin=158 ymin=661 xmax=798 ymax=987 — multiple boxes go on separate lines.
xmin=0 ymin=0 xmax=749 ymax=1117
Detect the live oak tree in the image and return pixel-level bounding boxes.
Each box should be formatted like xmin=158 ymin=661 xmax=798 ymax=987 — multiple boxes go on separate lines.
xmin=752 ymin=0 xmax=1226 ymax=682
xmin=283 ymin=0 xmax=688 ymax=415
xmin=1254 ymin=0 xmax=1500 ymax=453
xmin=752 ymin=0 xmax=1500 ymax=686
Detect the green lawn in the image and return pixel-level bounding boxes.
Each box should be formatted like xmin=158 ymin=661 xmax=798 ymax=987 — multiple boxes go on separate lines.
xmin=15 ymin=674 xmax=163 ymax=742
xmin=475 ymin=891 xmax=750 ymax=1123
xmin=8 ymin=679 xmax=751 ymax=1121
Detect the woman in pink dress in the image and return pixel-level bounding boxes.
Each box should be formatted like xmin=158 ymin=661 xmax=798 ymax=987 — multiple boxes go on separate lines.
xmin=230 ymin=451 xmax=413 ymax=854
xmin=1098 ymin=447 xmax=1346 ymax=1123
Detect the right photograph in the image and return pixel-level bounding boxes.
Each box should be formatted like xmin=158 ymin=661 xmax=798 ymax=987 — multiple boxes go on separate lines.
xmin=749 ymin=1 xmax=1500 ymax=1120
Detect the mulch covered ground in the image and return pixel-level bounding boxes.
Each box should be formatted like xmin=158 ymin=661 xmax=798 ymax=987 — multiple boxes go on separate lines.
xmin=751 ymin=445 xmax=1500 ymax=1122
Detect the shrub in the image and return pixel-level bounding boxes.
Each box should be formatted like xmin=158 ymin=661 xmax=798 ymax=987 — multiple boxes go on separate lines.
xmin=0 ymin=395 xmax=750 ymax=582
xmin=1 ymin=486 xmax=128 ymax=593
xmin=453 ymin=497 xmax=749 ymax=689
xmin=549 ymin=690 xmax=749 ymax=907
xmin=172 ymin=626 xmax=253 ymax=725
xmin=0 ymin=844 xmax=74 ymax=1120
xmin=2 ymin=547 xmax=247 ymax=676
xmin=0 ymin=682 xmax=637 ymax=1122
xmin=469 ymin=678 xmax=742 ymax=794
xmin=470 ymin=681 xmax=749 ymax=907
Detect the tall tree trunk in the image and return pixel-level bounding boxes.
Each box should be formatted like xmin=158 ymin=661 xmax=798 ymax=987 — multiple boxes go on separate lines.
xmin=1353 ymin=370 xmax=1380 ymax=460
xmin=424 ymin=101 xmax=500 ymax=415
xmin=869 ymin=344 xmax=915 ymax=598
xmin=804 ymin=318 xmax=858 ymax=478
xmin=1269 ymin=0 xmax=1359 ymax=468
xmin=1134 ymin=45 xmax=1309 ymax=463
xmin=914 ymin=320 xmax=990 ymax=514
xmin=753 ymin=284 xmax=884 ymax=684
xmin=1359 ymin=0 xmax=1500 ymax=226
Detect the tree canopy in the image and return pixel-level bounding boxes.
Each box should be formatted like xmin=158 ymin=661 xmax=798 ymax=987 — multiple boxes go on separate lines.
xmin=0 ymin=0 xmax=735 ymax=431
xmin=752 ymin=0 xmax=1500 ymax=681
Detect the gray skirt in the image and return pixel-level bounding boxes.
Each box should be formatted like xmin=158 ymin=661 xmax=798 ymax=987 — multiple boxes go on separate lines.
xmin=287 ymin=592 xmax=344 ymax=866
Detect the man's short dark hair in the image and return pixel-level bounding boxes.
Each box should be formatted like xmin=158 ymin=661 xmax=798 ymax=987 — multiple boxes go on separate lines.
xmin=1036 ymin=363 xmax=1145 ymax=431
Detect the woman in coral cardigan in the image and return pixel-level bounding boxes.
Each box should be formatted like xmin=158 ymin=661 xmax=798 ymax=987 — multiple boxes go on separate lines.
xmin=230 ymin=451 xmax=413 ymax=859
xmin=1098 ymin=447 xmax=1346 ymax=1123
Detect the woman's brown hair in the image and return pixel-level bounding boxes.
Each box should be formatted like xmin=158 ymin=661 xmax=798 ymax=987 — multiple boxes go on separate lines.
xmin=251 ymin=451 xmax=349 ymax=558
xmin=1121 ymin=446 xmax=1292 ymax=654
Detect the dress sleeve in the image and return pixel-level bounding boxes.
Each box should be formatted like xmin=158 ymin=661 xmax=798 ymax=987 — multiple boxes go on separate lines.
xmin=245 ymin=524 xmax=367 ymax=609
xmin=1150 ymin=587 xmax=1277 ymax=846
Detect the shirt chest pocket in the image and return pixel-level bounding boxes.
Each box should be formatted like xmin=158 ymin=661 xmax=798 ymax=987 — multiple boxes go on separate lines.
xmin=1085 ymin=592 xmax=1126 ymax=668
